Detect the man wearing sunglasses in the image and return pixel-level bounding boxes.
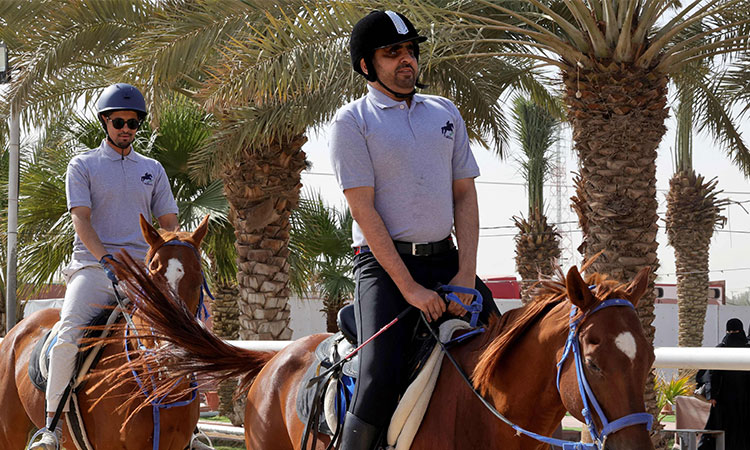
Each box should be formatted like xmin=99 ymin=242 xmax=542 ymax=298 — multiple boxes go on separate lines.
xmin=29 ymin=83 xmax=190 ymax=449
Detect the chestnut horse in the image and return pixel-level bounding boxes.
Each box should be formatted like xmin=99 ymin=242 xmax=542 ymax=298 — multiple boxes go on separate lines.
xmin=0 ymin=215 xmax=209 ymax=449
xmin=107 ymin=259 xmax=656 ymax=450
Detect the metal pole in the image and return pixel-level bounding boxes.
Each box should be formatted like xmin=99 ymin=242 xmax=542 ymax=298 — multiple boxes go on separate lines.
xmin=6 ymin=101 xmax=19 ymax=332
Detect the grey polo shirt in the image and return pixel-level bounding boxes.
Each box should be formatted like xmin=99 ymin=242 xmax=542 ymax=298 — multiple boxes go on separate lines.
xmin=65 ymin=140 xmax=178 ymax=267
xmin=330 ymin=85 xmax=480 ymax=247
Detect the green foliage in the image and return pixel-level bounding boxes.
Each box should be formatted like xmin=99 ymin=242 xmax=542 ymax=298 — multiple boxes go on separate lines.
xmin=289 ymin=190 xmax=353 ymax=305
xmin=512 ymin=95 xmax=559 ymax=215
xmin=655 ymin=373 xmax=694 ymax=410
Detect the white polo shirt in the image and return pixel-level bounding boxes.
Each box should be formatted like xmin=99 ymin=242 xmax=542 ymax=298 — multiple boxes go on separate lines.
xmin=330 ymin=85 xmax=480 ymax=247
xmin=65 ymin=140 xmax=178 ymax=267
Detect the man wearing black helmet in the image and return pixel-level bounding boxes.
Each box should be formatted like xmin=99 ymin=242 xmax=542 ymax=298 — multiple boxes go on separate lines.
xmin=29 ymin=83 xmax=181 ymax=450
xmin=330 ymin=10 xmax=499 ymax=450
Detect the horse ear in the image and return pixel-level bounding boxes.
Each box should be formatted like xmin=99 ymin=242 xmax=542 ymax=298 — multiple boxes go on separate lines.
xmin=624 ymin=267 xmax=651 ymax=308
xmin=140 ymin=214 xmax=163 ymax=247
xmin=566 ymin=266 xmax=596 ymax=311
xmin=191 ymin=215 xmax=210 ymax=247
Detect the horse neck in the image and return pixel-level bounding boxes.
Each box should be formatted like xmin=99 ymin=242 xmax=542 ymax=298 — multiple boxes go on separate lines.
xmin=476 ymin=301 xmax=572 ymax=437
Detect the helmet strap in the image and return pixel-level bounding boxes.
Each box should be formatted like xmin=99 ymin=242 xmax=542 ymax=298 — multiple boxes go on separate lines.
xmin=376 ymin=79 xmax=416 ymax=99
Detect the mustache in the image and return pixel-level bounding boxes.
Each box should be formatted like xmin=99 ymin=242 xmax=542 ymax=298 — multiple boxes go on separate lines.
xmin=397 ymin=63 xmax=415 ymax=72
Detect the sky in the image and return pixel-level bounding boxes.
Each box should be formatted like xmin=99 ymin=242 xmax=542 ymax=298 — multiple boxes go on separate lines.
xmin=298 ymin=105 xmax=750 ymax=299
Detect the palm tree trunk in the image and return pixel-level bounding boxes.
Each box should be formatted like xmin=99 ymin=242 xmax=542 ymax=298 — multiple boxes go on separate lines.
xmin=210 ymin=281 xmax=244 ymax=424
xmin=514 ymin=211 xmax=561 ymax=304
xmin=565 ymin=65 xmax=669 ymax=426
xmin=221 ymin=135 xmax=308 ymax=341
xmin=666 ymin=170 xmax=726 ymax=377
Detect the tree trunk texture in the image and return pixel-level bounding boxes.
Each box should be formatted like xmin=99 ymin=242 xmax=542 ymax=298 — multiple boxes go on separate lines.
xmin=565 ymin=64 xmax=668 ymax=433
xmin=665 ymin=170 xmax=726 ymax=377
xmin=221 ymin=135 xmax=307 ymax=341
xmin=514 ymin=211 xmax=561 ymax=304
xmin=210 ymin=282 xmax=244 ymax=425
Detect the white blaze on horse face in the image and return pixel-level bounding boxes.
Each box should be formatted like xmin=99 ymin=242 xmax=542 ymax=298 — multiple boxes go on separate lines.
xmin=615 ymin=332 xmax=637 ymax=361
xmin=164 ymin=258 xmax=185 ymax=293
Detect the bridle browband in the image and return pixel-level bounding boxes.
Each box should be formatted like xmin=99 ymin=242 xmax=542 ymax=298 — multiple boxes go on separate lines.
xmin=425 ymin=293 xmax=653 ymax=450
xmin=147 ymin=239 xmax=213 ymax=320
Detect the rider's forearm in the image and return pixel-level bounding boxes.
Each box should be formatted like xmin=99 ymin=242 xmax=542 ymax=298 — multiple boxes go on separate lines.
xmin=157 ymin=213 xmax=179 ymax=232
xmin=452 ymin=178 xmax=479 ymax=278
xmin=70 ymin=206 xmax=109 ymax=261
xmin=344 ymin=187 xmax=419 ymax=295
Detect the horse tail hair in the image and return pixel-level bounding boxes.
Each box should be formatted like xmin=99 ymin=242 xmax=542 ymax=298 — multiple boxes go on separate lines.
xmin=86 ymin=250 xmax=275 ymax=410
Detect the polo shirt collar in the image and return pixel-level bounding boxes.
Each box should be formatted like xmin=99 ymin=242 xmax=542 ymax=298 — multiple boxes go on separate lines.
xmin=99 ymin=139 xmax=141 ymax=162
xmin=366 ymin=85 xmax=426 ymax=109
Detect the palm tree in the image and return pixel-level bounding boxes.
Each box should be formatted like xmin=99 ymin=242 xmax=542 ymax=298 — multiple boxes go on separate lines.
xmin=511 ymin=96 xmax=561 ymax=304
xmin=665 ymin=84 xmax=730 ymax=371
xmin=2 ymin=1 xmax=526 ymax=341
xmin=289 ymin=191 xmax=354 ymax=333
xmin=415 ymin=0 xmax=750 ymax=429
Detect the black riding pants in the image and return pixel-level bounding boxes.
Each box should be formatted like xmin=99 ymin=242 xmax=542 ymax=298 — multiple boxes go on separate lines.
xmin=349 ymin=249 xmax=500 ymax=427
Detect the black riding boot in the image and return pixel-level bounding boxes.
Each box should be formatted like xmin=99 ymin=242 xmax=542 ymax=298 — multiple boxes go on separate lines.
xmin=338 ymin=412 xmax=380 ymax=450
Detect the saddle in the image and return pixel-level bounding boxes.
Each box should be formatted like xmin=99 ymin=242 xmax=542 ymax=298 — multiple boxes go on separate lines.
xmin=295 ymin=304 xmax=464 ymax=444
xmin=28 ymin=303 xmax=123 ymax=450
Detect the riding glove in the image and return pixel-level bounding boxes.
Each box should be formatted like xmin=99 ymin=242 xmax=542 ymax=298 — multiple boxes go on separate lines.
xmin=99 ymin=254 xmax=118 ymax=283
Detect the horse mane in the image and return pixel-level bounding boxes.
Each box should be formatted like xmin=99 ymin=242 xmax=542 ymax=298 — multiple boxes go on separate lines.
xmin=472 ymin=263 xmax=635 ymax=396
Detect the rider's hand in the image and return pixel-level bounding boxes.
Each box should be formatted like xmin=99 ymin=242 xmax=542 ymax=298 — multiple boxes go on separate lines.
xmin=446 ymin=272 xmax=475 ymax=317
xmin=403 ymin=283 xmax=445 ymax=322
xmin=99 ymin=254 xmax=118 ymax=283
xmin=710 ymin=399 xmax=717 ymax=407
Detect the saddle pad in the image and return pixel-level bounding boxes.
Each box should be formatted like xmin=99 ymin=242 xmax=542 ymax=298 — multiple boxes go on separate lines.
xmin=386 ymin=319 xmax=472 ymax=450
xmin=297 ymin=333 xmax=358 ymax=435
xmin=28 ymin=305 xmax=121 ymax=392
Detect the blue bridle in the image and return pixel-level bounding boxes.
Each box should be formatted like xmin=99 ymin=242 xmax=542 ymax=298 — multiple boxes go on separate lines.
xmin=431 ymin=288 xmax=653 ymax=450
xmin=124 ymin=238 xmax=214 ymax=450
xmin=554 ymin=297 xmax=654 ymax=449
xmin=149 ymin=239 xmax=213 ymax=320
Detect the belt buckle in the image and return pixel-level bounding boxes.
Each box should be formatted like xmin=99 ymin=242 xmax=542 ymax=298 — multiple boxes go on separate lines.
xmin=412 ymin=242 xmax=428 ymax=256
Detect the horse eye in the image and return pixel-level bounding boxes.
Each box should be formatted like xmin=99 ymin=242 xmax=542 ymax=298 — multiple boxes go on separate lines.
xmin=586 ymin=358 xmax=602 ymax=373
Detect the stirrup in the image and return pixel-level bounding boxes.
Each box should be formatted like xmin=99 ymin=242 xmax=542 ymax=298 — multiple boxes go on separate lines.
xmin=27 ymin=427 xmax=62 ymax=450
xmin=190 ymin=429 xmax=214 ymax=450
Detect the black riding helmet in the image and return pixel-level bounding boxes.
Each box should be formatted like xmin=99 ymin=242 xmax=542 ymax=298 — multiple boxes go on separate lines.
xmin=350 ymin=10 xmax=427 ymax=98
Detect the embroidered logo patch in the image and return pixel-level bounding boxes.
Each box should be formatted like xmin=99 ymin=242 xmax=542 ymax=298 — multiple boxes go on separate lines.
xmin=441 ymin=121 xmax=455 ymax=139
xmin=141 ymin=172 xmax=153 ymax=185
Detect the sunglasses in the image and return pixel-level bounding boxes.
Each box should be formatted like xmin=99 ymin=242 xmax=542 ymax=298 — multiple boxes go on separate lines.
xmin=107 ymin=117 xmax=142 ymax=130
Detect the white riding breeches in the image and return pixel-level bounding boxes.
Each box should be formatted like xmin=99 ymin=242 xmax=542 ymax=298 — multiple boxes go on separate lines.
xmin=46 ymin=265 xmax=116 ymax=413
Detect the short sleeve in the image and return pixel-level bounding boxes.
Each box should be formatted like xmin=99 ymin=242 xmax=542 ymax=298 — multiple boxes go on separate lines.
xmin=449 ymin=104 xmax=480 ymax=180
xmin=329 ymin=110 xmax=374 ymax=190
xmin=66 ymin=157 xmax=92 ymax=211
xmin=150 ymin=163 xmax=178 ymax=218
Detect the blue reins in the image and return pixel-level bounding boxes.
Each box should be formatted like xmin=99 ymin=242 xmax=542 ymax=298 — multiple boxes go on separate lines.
xmin=427 ymin=287 xmax=652 ymax=450
xmin=121 ymin=238 xmax=213 ymax=450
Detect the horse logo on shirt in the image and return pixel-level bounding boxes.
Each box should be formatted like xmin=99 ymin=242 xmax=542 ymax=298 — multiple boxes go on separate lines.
xmin=441 ymin=121 xmax=454 ymax=139
xmin=141 ymin=172 xmax=154 ymax=185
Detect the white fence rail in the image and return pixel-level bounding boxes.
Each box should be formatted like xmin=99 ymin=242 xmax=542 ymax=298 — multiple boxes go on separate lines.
xmin=3 ymin=337 xmax=750 ymax=370
xmin=228 ymin=341 xmax=750 ymax=370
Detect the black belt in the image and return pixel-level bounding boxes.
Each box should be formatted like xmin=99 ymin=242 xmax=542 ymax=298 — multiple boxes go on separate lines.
xmin=355 ymin=236 xmax=454 ymax=257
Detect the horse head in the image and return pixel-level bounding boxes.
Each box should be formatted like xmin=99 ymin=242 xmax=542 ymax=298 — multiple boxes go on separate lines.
xmin=140 ymin=214 xmax=209 ymax=316
xmin=557 ymin=266 xmax=655 ymax=449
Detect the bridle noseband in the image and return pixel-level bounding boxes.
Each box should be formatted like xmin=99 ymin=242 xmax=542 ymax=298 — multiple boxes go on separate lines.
xmin=428 ymin=292 xmax=653 ymax=450
xmin=555 ymin=297 xmax=654 ymax=449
